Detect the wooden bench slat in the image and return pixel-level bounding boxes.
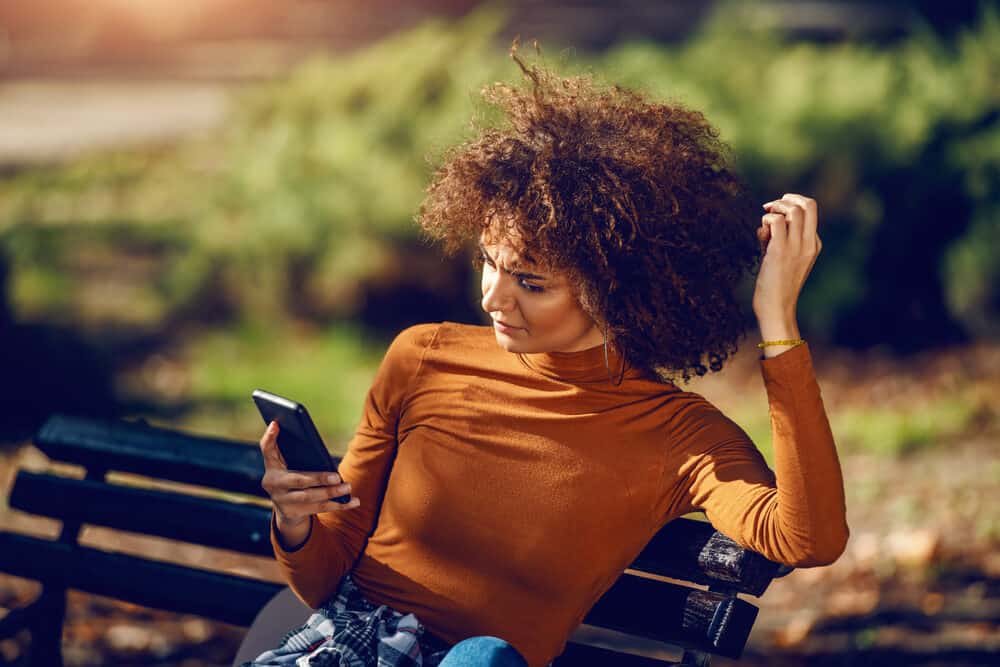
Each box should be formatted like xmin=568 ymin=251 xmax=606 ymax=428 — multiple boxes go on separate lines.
xmin=0 ymin=530 xmax=739 ymax=662
xmin=632 ymin=517 xmax=786 ymax=596
xmin=554 ymin=641 xmax=677 ymax=666
xmin=9 ymin=472 xmax=274 ymax=557
xmin=34 ymin=414 xmax=278 ymax=497
xmin=0 ymin=525 xmax=756 ymax=659
xmin=584 ymin=573 xmax=758 ymax=659
xmin=0 ymin=531 xmax=283 ymax=626
xmin=10 ymin=473 xmax=778 ymax=594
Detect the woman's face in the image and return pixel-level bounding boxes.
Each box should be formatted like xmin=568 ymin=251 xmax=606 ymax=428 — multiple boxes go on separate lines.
xmin=479 ymin=231 xmax=604 ymax=353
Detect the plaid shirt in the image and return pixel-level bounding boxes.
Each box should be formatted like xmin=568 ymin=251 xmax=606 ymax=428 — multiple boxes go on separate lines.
xmin=241 ymin=574 xmax=453 ymax=667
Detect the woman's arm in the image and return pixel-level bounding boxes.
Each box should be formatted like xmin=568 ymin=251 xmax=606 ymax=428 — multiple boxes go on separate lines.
xmin=683 ymin=194 xmax=847 ymax=566
xmin=270 ymin=323 xmax=439 ymax=608
xmin=682 ymin=341 xmax=849 ymax=567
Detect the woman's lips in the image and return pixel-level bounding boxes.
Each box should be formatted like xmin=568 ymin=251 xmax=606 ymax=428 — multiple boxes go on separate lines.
xmin=494 ymin=320 xmax=523 ymax=334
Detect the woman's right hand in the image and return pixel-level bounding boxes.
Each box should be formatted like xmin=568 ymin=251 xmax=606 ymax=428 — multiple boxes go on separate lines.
xmin=259 ymin=421 xmax=360 ymax=533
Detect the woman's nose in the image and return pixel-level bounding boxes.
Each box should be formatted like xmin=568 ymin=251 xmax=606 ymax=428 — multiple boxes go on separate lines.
xmin=481 ymin=273 xmax=513 ymax=313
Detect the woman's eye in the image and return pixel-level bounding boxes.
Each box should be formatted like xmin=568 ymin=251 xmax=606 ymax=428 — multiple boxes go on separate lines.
xmin=481 ymin=254 xmax=542 ymax=292
xmin=520 ymin=280 xmax=544 ymax=293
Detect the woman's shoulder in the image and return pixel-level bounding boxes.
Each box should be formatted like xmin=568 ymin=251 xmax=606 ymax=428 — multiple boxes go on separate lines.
xmin=390 ymin=321 xmax=495 ymax=355
xmin=392 ymin=322 xmax=442 ymax=345
xmin=379 ymin=322 xmax=500 ymax=383
xmin=658 ymin=386 xmax=749 ymax=447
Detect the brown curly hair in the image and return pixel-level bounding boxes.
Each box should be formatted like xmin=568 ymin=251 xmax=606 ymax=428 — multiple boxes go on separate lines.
xmin=416 ymin=45 xmax=762 ymax=384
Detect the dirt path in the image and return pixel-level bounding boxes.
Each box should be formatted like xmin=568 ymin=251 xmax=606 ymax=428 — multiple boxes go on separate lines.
xmin=0 ymin=78 xmax=233 ymax=167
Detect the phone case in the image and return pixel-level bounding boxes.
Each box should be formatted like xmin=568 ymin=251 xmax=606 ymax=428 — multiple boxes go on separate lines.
xmin=252 ymin=389 xmax=351 ymax=503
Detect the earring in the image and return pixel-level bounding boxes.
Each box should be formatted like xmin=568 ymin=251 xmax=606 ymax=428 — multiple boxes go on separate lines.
xmin=603 ymin=322 xmax=626 ymax=387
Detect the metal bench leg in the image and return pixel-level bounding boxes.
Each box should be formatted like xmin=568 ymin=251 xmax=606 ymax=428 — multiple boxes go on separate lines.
xmin=680 ymin=649 xmax=712 ymax=667
xmin=0 ymin=601 xmax=41 ymax=640
xmin=26 ymin=588 xmax=66 ymax=667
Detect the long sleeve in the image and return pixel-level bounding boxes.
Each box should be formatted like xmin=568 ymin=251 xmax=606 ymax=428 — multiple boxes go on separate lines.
xmin=270 ymin=323 xmax=438 ymax=608
xmin=679 ymin=343 xmax=849 ymax=567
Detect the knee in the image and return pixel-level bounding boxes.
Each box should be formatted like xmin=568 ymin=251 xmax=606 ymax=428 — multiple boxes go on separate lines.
xmin=438 ymin=635 xmax=528 ymax=667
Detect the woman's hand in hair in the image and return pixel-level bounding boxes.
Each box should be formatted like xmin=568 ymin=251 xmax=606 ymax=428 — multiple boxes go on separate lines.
xmin=752 ymin=193 xmax=822 ymax=324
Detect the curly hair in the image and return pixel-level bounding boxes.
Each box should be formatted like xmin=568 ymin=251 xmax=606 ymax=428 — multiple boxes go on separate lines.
xmin=415 ymin=45 xmax=762 ymax=384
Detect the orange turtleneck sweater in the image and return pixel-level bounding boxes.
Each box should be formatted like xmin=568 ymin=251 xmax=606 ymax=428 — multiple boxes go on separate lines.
xmin=270 ymin=321 xmax=848 ymax=667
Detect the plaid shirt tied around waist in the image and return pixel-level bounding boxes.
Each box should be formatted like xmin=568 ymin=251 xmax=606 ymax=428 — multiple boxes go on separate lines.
xmin=241 ymin=574 xmax=453 ymax=667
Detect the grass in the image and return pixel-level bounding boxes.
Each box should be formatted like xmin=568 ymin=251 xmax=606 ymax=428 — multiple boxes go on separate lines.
xmin=125 ymin=321 xmax=388 ymax=456
xmin=832 ymin=399 xmax=981 ymax=457
xmin=727 ymin=396 xmax=986 ymax=463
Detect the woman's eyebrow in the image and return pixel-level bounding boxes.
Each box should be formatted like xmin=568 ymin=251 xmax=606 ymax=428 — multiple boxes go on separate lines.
xmin=478 ymin=242 xmax=548 ymax=280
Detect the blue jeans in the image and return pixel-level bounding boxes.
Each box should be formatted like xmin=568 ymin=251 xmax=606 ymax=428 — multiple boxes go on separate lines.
xmin=437 ymin=636 xmax=529 ymax=667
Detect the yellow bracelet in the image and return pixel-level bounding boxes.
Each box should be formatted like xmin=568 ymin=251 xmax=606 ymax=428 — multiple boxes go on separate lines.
xmin=757 ymin=339 xmax=805 ymax=349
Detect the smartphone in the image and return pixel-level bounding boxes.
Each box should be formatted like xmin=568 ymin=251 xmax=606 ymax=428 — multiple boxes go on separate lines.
xmin=252 ymin=389 xmax=351 ymax=503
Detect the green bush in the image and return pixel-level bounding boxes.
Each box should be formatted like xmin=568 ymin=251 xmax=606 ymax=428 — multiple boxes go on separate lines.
xmin=1 ymin=1 xmax=997 ymax=344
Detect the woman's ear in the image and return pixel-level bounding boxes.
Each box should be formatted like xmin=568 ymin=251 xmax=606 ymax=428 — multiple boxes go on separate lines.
xmin=572 ymin=279 xmax=602 ymax=317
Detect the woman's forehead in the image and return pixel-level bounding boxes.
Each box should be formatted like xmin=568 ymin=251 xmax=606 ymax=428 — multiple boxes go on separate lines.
xmin=478 ymin=230 xmax=541 ymax=267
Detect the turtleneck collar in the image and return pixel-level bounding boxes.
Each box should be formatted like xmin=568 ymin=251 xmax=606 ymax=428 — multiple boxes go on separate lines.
xmin=514 ymin=341 xmax=647 ymax=384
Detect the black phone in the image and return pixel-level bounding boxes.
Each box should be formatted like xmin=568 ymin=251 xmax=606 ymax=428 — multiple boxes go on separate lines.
xmin=252 ymin=389 xmax=351 ymax=503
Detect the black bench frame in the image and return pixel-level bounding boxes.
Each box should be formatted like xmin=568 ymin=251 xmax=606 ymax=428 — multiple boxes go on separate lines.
xmin=0 ymin=414 xmax=791 ymax=666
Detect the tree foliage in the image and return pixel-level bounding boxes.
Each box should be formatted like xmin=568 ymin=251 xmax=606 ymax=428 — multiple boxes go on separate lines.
xmin=1 ymin=2 xmax=997 ymax=348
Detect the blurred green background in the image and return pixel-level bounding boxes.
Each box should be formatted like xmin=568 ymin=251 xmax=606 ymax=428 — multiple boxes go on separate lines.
xmin=0 ymin=1 xmax=997 ymax=665
xmin=1 ymin=1 xmax=997 ymax=447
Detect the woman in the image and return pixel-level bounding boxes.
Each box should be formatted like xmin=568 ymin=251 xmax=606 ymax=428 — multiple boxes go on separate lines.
xmin=251 ymin=52 xmax=849 ymax=667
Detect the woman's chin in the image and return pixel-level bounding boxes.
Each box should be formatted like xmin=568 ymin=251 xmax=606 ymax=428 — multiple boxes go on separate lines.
xmin=493 ymin=330 xmax=526 ymax=352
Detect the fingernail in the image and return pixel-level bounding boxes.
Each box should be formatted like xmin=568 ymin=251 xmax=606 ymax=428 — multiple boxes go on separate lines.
xmin=328 ymin=474 xmax=339 ymax=484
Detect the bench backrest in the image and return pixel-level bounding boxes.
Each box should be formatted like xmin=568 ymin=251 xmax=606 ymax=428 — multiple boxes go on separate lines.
xmin=2 ymin=414 xmax=790 ymax=664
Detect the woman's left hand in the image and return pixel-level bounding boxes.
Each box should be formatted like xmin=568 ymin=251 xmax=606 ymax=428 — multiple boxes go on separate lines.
xmin=752 ymin=193 xmax=822 ymax=322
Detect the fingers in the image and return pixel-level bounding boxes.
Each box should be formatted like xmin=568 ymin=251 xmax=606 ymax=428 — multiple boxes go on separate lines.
xmin=291 ymin=490 xmax=360 ymax=520
xmin=314 ymin=496 xmax=361 ymax=513
xmin=762 ymin=204 xmax=801 ymax=255
xmin=258 ymin=421 xmax=286 ymax=470
xmin=757 ymin=221 xmax=772 ymax=255
xmin=282 ymin=470 xmax=341 ymax=488
xmin=262 ymin=468 xmax=343 ymax=496
xmin=265 ymin=472 xmax=360 ymax=523
xmin=276 ymin=482 xmax=352 ymax=506
xmin=277 ymin=494 xmax=361 ymax=524
xmin=782 ymin=193 xmax=819 ymax=242
xmin=761 ymin=209 xmax=788 ymax=255
xmin=763 ymin=194 xmax=821 ymax=255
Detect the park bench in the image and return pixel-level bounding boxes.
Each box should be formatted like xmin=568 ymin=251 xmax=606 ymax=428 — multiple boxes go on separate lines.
xmin=0 ymin=414 xmax=791 ymax=666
